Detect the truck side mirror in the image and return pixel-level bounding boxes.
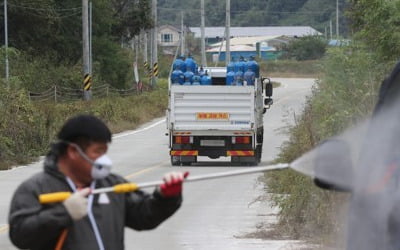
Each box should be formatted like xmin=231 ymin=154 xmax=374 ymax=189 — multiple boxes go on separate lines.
xmin=263 ymin=78 xmax=273 ymax=97
xmin=264 ymin=98 xmax=273 ymax=106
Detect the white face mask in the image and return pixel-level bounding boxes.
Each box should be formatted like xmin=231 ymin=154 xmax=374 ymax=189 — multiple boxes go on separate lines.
xmin=69 ymin=143 xmax=113 ymax=180
xmin=90 ymin=154 xmax=112 ymax=179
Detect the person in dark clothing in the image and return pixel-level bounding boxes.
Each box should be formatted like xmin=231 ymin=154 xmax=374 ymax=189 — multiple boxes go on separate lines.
xmin=8 ymin=114 xmax=187 ymax=250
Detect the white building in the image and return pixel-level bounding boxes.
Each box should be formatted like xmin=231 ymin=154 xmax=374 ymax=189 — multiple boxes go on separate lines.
xmin=190 ymin=26 xmax=322 ymax=44
xmin=158 ymin=25 xmax=181 ymax=48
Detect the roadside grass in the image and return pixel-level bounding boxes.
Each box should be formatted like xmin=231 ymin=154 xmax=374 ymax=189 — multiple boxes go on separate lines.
xmin=213 ymin=59 xmax=321 ymax=78
xmin=272 ymin=81 xmax=281 ymax=88
xmin=264 ymin=47 xmax=390 ymax=245
xmin=0 ymin=80 xmax=168 ymax=170
xmin=261 ymin=60 xmax=322 ymax=78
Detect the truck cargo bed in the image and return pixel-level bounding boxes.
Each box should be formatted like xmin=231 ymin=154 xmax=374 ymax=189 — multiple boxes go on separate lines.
xmin=168 ymin=85 xmax=256 ymax=132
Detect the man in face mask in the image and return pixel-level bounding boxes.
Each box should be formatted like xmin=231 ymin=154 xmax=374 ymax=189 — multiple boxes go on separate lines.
xmin=8 ymin=114 xmax=187 ymax=250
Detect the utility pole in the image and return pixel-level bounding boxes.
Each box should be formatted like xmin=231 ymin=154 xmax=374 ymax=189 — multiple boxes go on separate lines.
xmin=133 ymin=36 xmax=139 ymax=85
xmin=180 ymin=11 xmax=185 ymax=56
xmin=151 ymin=0 xmax=158 ymax=87
xmin=142 ymin=30 xmax=148 ymax=63
xmin=330 ymin=20 xmax=333 ymax=40
xmin=336 ymin=0 xmax=339 ymax=39
xmin=200 ymin=0 xmax=206 ymax=67
xmin=82 ymin=0 xmax=91 ymax=100
xmin=89 ymin=1 xmax=93 ymax=74
xmin=4 ymin=0 xmax=9 ymax=86
xmin=142 ymin=30 xmax=150 ymax=78
xmin=225 ymin=0 xmax=231 ymax=65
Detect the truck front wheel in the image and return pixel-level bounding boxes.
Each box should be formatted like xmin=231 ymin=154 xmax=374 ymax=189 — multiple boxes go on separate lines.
xmin=256 ymin=145 xmax=262 ymax=163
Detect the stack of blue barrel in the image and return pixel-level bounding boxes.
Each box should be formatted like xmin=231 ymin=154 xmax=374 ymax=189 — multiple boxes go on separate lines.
xmin=226 ymin=56 xmax=259 ymax=86
xmin=171 ymin=55 xmax=211 ymax=85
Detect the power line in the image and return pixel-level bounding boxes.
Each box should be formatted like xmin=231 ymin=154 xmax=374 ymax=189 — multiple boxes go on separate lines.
xmin=8 ymin=3 xmax=81 ymax=12
xmin=17 ymin=10 xmax=82 ymax=19
xmin=7 ymin=2 xmax=81 ymax=19
xmin=158 ymin=7 xmax=329 ymax=15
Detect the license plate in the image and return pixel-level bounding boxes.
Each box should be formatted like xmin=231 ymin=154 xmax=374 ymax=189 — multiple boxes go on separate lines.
xmin=196 ymin=112 xmax=230 ymax=120
xmin=200 ymin=140 xmax=225 ymax=147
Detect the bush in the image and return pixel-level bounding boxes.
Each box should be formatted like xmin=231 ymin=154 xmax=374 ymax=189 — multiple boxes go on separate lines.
xmin=282 ymin=36 xmax=327 ymax=61
xmin=94 ymin=38 xmax=132 ymax=88
xmin=266 ymin=46 xmax=388 ymax=243
xmin=0 ymin=80 xmax=168 ymax=169
xmin=260 ymin=60 xmax=322 ymax=77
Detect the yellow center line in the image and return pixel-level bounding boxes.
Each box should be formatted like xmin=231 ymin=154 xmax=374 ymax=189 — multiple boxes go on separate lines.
xmin=274 ymin=88 xmax=311 ymax=105
xmin=0 ymin=161 xmax=168 ymax=235
xmin=124 ymin=161 xmax=167 ymax=180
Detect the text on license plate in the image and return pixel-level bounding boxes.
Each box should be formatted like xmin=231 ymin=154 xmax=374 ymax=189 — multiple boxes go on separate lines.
xmin=200 ymin=140 xmax=225 ymax=147
xmin=196 ymin=112 xmax=230 ymax=120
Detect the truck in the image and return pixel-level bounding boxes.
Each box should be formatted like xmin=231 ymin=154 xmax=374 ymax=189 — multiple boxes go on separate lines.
xmin=166 ymin=66 xmax=273 ymax=166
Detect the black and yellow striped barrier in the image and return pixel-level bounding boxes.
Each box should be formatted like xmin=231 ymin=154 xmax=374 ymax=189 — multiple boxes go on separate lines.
xmin=153 ymin=62 xmax=159 ymax=77
xmin=144 ymin=61 xmax=149 ymax=70
xmin=144 ymin=61 xmax=152 ymax=78
xmin=83 ymin=74 xmax=92 ymax=91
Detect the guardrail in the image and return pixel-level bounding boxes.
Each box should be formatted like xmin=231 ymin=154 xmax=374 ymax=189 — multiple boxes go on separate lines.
xmin=28 ymin=83 xmax=148 ymax=102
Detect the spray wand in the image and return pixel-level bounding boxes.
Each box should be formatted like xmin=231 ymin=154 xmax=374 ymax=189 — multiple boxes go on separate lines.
xmin=39 ymin=163 xmax=289 ymax=204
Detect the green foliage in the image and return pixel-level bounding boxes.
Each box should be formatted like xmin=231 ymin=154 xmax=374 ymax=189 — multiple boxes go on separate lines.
xmin=0 ymin=81 xmax=168 ymax=169
xmin=0 ymin=48 xmax=84 ymax=91
xmin=0 ymin=86 xmax=47 ymax=167
xmin=94 ymin=38 xmax=131 ymax=88
xmin=282 ymin=36 xmax=328 ymax=61
xmin=261 ymin=60 xmax=321 ymax=77
xmin=0 ymin=0 xmax=153 ymax=89
xmin=348 ymin=0 xmax=400 ymax=61
xmin=267 ymin=46 xmax=387 ymax=242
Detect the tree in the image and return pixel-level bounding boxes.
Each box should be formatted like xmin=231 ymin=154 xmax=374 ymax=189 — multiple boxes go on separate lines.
xmin=347 ymin=0 xmax=400 ymax=61
xmin=283 ymin=36 xmax=327 ymax=61
xmin=0 ymin=0 xmax=154 ymax=88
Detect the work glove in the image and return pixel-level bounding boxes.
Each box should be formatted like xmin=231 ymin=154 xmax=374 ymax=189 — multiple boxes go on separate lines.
xmin=159 ymin=172 xmax=189 ymax=198
xmin=63 ymin=188 xmax=91 ymax=221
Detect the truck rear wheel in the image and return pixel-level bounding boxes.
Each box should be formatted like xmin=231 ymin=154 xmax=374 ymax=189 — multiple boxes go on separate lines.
xmin=171 ymin=156 xmax=181 ymax=166
xmin=171 ymin=156 xmax=197 ymax=166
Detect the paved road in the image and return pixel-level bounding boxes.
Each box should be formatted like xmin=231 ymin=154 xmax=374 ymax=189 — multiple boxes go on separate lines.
xmin=0 ymin=78 xmax=314 ymax=249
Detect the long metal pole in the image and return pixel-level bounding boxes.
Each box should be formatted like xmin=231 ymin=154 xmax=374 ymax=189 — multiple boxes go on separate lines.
xmin=82 ymin=0 xmax=91 ymax=100
xmin=225 ymin=0 xmax=231 ymax=65
xmin=4 ymin=0 xmax=9 ymax=86
xmin=150 ymin=29 xmax=153 ymax=80
xmin=39 ymin=163 xmax=290 ymax=203
xmin=180 ymin=11 xmax=185 ymax=56
xmin=336 ymin=0 xmax=339 ymax=39
xmin=93 ymin=163 xmax=290 ymax=194
xmin=200 ymin=0 xmax=206 ymax=67
xmin=142 ymin=30 xmax=148 ymax=63
xmin=151 ymin=0 xmax=158 ymax=87
xmin=89 ymin=1 xmax=93 ymax=74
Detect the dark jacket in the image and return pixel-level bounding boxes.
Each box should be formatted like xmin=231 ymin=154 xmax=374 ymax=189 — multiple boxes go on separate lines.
xmin=8 ymin=153 xmax=182 ymax=250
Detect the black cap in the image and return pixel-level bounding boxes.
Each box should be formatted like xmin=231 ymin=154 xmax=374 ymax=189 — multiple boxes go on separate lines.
xmin=57 ymin=114 xmax=112 ymax=143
